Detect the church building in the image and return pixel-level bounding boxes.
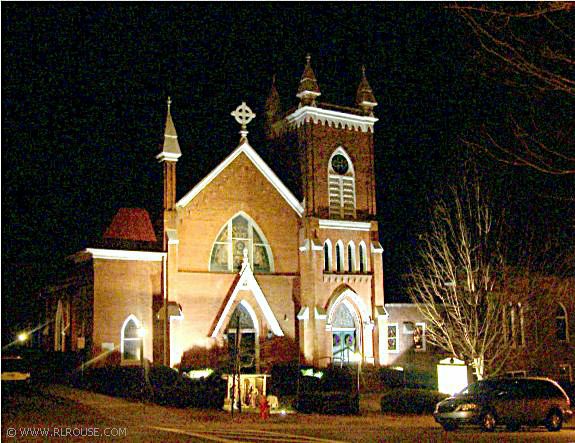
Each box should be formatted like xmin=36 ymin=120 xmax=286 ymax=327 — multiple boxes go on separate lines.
xmin=43 ymin=57 xmax=395 ymax=372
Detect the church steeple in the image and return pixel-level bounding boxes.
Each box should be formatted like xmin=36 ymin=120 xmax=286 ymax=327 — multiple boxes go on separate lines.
xmin=296 ymin=54 xmax=321 ymax=107
xmin=356 ymin=66 xmax=377 ymax=116
xmin=157 ymin=97 xmax=182 ymax=162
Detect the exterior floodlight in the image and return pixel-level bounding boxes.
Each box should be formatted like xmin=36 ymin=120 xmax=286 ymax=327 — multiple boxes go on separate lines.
xmin=137 ymin=327 xmax=146 ymax=338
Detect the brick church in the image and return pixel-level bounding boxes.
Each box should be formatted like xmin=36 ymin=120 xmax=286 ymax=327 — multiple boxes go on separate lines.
xmin=43 ymin=57 xmax=396 ymax=372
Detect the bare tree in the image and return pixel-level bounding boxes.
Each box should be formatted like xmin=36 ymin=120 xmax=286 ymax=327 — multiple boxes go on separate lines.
xmin=408 ymin=172 xmax=510 ymax=379
xmin=451 ymin=2 xmax=575 ymax=177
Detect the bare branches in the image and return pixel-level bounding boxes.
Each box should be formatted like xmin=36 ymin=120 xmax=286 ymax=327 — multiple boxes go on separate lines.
xmin=408 ymin=172 xmax=510 ymax=379
xmin=453 ymin=2 xmax=575 ymax=176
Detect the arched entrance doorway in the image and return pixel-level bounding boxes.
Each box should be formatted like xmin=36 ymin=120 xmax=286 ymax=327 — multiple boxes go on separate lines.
xmin=331 ymin=301 xmax=359 ymax=365
xmin=226 ymin=302 xmax=257 ymax=373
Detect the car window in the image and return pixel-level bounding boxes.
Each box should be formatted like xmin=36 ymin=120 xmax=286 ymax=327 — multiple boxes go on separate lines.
xmin=525 ymin=380 xmax=564 ymax=399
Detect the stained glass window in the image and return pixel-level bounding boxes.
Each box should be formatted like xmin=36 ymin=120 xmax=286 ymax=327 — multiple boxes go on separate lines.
xmin=210 ymin=214 xmax=273 ymax=273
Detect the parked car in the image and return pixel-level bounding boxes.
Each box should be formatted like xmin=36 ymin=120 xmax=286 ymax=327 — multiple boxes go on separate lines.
xmin=434 ymin=377 xmax=573 ymax=432
xmin=1 ymin=355 xmax=31 ymax=384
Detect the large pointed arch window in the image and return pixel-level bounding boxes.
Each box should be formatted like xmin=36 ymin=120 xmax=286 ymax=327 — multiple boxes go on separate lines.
xmin=328 ymin=147 xmax=356 ymax=219
xmin=332 ymin=302 xmax=358 ymax=365
xmin=210 ymin=213 xmax=274 ymax=273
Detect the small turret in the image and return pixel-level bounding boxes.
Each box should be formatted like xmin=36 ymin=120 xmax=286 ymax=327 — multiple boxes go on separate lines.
xmin=356 ymin=66 xmax=377 ymax=116
xmin=296 ymin=55 xmax=321 ymax=107
xmin=265 ymin=75 xmax=283 ymax=139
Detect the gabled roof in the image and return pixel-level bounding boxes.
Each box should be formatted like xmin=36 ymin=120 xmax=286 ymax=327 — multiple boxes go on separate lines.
xmin=210 ymin=262 xmax=284 ymax=337
xmin=176 ymin=140 xmax=304 ymax=216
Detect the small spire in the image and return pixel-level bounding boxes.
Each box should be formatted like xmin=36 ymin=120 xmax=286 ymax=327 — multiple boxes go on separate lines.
xmin=265 ymin=75 xmax=282 ymax=139
xmin=356 ymin=65 xmax=377 ymax=116
xmin=156 ymin=96 xmax=181 ymax=162
xmin=297 ymin=54 xmax=321 ymax=106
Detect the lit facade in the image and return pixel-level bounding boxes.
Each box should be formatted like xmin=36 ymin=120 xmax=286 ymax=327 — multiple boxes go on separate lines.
xmin=43 ymin=58 xmax=390 ymax=371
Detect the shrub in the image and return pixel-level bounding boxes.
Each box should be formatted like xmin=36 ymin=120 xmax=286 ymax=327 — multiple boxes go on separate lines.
xmin=380 ymin=388 xmax=448 ymax=414
xmin=295 ymin=365 xmax=359 ymax=415
xmin=78 ymin=365 xmax=226 ymax=409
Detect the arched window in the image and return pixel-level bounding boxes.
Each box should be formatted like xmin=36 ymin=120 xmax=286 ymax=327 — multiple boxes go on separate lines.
xmin=226 ymin=303 xmax=257 ymax=373
xmin=328 ymin=148 xmax=355 ymax=219
xmin=335 ymin=241 xmax=344 ymax=273
xmin=210 ymin=213 xmax=273 ymax=273
xmin=331 ymin=302 xmax=358 ymax=365
xmin=556 ymin=303 xmax=568 ymax=342
xmin=359 ymin=241 xmax=367 ymax=273
xmin=347 ymin=241 xmax=356 ymax=272
xmin=121 ymin=315 xmax=142 ymax=362
xmin=323 ymin=240 xmax=332 ymax=272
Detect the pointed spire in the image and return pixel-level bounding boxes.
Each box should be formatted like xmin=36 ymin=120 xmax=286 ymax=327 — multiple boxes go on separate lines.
xmin=296 ymin=54 xmax=321 ymax=106
xmin=265 ymin=75 xmax=282 ymax=139
xmin=157 ymin=96 xmax=182 ymax=162
xmin=356 ymin=66 xmax=377 ymax=116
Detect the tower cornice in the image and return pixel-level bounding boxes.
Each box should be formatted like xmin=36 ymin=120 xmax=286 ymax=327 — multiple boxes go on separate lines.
xmin=285 ymin=105 xmax=378 ymax=133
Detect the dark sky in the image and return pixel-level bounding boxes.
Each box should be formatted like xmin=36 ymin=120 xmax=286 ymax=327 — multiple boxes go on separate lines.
xmin=2 ymin=3 xmax=572 ymax=338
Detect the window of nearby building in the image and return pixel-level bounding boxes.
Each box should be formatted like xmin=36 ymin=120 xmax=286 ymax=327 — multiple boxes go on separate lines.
xmin=387 ymin=324 xmax=398 ymax=353
xmin=335 ymin=241 xmax=344 ymax=273
xmin=121 ymin=316 xmax=142 ymax=362
xmin=328 ymin=148 xmax=356 ymax=219
xmin=505 ymin=303 xmax=525 ymax=347
xmin=210 ymin=213 xmax=273 ymax=273
xmin=556 ymin=303 xmax=568 ymax=342
xmin=323 ymin=240 xmax=332 ymax=272
xmin=347 ymin=241 xmax=356 ymax=272
xmin=414 ymin=322 xmax=426 ymax=351
xmin=359 ymin=241 xmax=367 ymax=273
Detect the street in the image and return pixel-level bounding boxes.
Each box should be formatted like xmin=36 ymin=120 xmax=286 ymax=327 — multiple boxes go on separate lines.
xmin=2 ymin=385 xmax=574 ymax=442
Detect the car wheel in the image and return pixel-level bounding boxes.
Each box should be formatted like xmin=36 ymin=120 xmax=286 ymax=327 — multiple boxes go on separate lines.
xmin=545 ymin=410 xmax=562 ymax=432
xmin=442 ymin=422 xmax=458 ymax=432
xmin=481 ymin=410 xmax=496 ymax=432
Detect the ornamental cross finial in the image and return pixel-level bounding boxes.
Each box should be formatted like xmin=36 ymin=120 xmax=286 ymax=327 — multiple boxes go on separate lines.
xmin=231 ymin=102 xmax=256 ymax=139
xmin=167 ymin=96 xmax=172 ymax=111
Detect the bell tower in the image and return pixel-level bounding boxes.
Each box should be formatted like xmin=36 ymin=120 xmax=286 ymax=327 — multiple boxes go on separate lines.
xmin=286 ymin=57 xmax=379 ymax=220
xmin=284 ymin=57 xmax=385 ymax=367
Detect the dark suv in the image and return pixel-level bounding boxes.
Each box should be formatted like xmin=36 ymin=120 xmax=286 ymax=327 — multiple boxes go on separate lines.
xmin=434 ymin=377 xmax=573 ymax=432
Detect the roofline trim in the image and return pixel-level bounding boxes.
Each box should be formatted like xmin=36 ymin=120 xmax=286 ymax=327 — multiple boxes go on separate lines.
xmin=286 ymin=105 xmax=378 ymax=133
xmin=176 ymin=141 xmax=304 ymax=216
xmin=85 ymin=248 xmax=166 ymax=261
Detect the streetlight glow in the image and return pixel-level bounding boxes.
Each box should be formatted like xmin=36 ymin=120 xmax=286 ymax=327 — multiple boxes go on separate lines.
xmin=17 ymin=332 xmax=29 ymax=343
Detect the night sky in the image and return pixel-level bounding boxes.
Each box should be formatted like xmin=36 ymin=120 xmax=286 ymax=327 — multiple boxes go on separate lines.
xmin=2 ymin=3 xmax=573 ymax=341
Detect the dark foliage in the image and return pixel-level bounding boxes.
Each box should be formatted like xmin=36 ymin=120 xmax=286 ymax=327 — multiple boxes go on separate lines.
xmin=77 ymin=365 xmax=226 ymax=409
xmin=295 ymin=365 xmax=359 ymax=415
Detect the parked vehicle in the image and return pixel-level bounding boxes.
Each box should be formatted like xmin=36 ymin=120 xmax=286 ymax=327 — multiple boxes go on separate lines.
xmin=1 ymin=355 xmax=31 ymax=384
xmin=434 ymin=377 xmax=573 ymax=432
